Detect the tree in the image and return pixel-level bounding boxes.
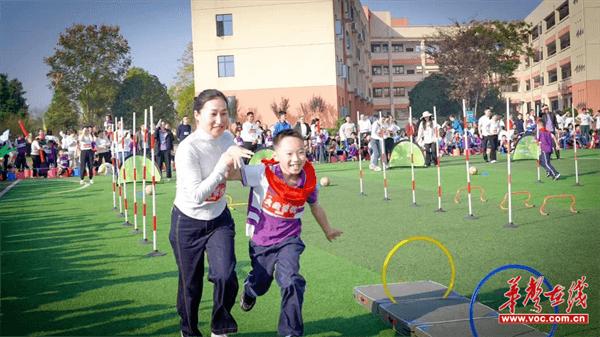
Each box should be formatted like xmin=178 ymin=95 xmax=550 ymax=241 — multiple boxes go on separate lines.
xmin=44 ymin=24 xmax=131 ymax=125
xmin=169 ymin=42 xmax=195 ymax=119
xmin=409 ymin=73 xmax=461 ymax=118
xmin=45 ymin=86 xmax=79 ymax=133
xmin=428 ymin=20 xmax=531 ymax=113
xmin=270 ymin=97 xmax=290 ymax=116
xmin=0 ymin=73 xmax=28 ymax=121
xmin=111 ymin=67 xmax=176 ymax=127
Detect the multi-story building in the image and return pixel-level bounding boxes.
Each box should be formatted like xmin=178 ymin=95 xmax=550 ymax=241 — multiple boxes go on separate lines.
xmin=505 ymin=0 xmax=600 ymax=113
xmin=191 ymin=0 xmax=442 ymax=127
xmin=368 ymin=12 xmax=440 ymax=120
xmin=191 ymin=0 xmax=371 ymax=127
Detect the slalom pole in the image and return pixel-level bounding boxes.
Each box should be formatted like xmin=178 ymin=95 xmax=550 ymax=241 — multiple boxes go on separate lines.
xmin=433 ymin=106 xmax=444 ymax=212
xmin=132 ymin=112 xmax=139 ymax=234
xmin=121 ymin=117 xmax=131 ymax=226
xmin=148 ymin=106 xmax=166 ymax=257
xmin=378 ymin=111 xmax=390 ymax=200
xmin=111 ymin=127 xmax=117 ymax=210
xmin=356 ymin=110 xmax=366 ymax=196
xmin=505 ymin=98 xmax=517 ymax=228
xmin=462 ymin=99 xmax=477 ymax=220
xmin=535 ymin=105 xmax=542 ymax=183
xmin=572 ymin=111 xmax=580 ymax=186
xmin=115 ymin=125 xmax=123 ymax=216
xmin=141 ymin=109 xmax=149 ymax=244
xmin=409 ymin=107 xmax=417 ymax=206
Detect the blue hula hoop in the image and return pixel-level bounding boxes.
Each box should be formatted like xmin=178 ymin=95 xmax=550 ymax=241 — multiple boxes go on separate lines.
xmin=469 ymin=264 xmax=559 ymax=337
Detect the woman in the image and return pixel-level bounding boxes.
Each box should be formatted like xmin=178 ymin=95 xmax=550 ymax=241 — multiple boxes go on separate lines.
xmin=417 ymin=111 xmax=438 ymax=167
xmin=78 ymin=126 xmax=95 ymax=184
xmin=170 ymin=89 xmax=252 ymax=337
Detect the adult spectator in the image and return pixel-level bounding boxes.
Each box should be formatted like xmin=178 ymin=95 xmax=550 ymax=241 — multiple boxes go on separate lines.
xmin=155 ymin=121 xmax=175 ymax=180
xmin=338 ymin=115 xmax=356 ymax=149
xmin=177 ymin=116 xmax=192 ymax=143
xmin=478 ymin=109 xmax=492 ymax=162
xmin=577 ymin=108 xmax=592 ymax=145
xmin=417 ymin=111 xmax=438 ymax=167
xmin=272 ymin=111 xmax=291 ymax=137
xmin=78 ymin=126 xmax=95 ymax=184
xmin=541 ymin=105 xmax=560 ymax=159
xmin=241 ymin=111 xmax=261 ymax=153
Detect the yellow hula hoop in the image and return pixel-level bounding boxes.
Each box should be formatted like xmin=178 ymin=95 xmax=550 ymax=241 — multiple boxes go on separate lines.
xmin=381 ymin=236 xmax=456 ymax=303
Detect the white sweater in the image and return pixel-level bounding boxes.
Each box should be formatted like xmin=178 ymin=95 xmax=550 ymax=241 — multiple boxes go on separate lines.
xmin=173 ymin=128 xmax=234 ymax=220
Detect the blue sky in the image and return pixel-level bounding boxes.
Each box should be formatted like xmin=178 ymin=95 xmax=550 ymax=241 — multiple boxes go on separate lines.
xmin=0 ymin=0 xmax=541 ymax=112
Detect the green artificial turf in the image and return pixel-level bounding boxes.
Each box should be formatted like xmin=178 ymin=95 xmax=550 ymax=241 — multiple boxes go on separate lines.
xmin=1 ymin=149 xmax=598 ymax=336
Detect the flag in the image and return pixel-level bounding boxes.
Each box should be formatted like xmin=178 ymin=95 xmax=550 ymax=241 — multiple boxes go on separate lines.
xmin=0 ymin=129 xmax=9 ymax=142
xmin=18 ymin=120 xmax=29 ymax=137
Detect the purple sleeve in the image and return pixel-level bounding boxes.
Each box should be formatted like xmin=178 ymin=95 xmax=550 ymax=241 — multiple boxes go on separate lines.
xmin=307 ymin=185 xmax=319 ymax=204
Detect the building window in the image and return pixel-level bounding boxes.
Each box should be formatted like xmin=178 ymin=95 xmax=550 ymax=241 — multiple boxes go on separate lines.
xmin=533 ymin=74 xmax=543 ymax=88
xmin=548 ymin=69 xmax=558 ymax=83
xmin=371 ymin=43 xmax=381 ymax=53
xmin=559 ymin=32 xmax=570 ymax=49
xmin=405 ymin=46 xmax=415 ymax=52
xmin=216 ymin=14 xmax=233 ymax=37
xmin=545 ymin=12 xmax=556 ymax=30
xmin=393 ymin=65 xmax=404 ymax=74
xmin=526 ymin=80 xmax=531 ymax=91
xmin=217 ymin=55 xmax=235 ymax=77
xmin=546 ymin=40 xmax=557 ymax=57
xmin=531 ymin=24 xmax=541 ymax=40
xmin=392 ymin=44 xmax=404 ymax=52
xmin=382 ymin=65 xmax=389 ymax=75
xmin=558 ymin=1 xmax=569 ymax=20
xmin=393 ymin=87 xmax=406 ymax=97
xmin=382 ymin=88 xmax=390 ymax=97
xmin=382 ymin=44 xmax=389 ymax=53
xmin=561 ymin=62 xmax=571 ymax=79
xmin=533 ymin=49 xmax=543 ymax=63
xmin=356 ymin=47 xmax=361 ymax=60
xmin=373 ymin=88 xmax=383 ymax=97
xmin=335 ymin=19 xmax=342 ymax=36
xmin=372 ymin=66 xmax=382 ymax=76
xmin=406 ymin=69 xmax=415 ymax=74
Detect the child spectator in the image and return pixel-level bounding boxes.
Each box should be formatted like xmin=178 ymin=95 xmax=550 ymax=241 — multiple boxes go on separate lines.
xmin=238 ymin=129 xmax=342 ymax=337
xmin=57 ymin=150 xmax=70 ymax=176
xmin=536 ymin=118 xmax=560 ymax=180
xmin=264 ymin=129 xmax=273 ymax=148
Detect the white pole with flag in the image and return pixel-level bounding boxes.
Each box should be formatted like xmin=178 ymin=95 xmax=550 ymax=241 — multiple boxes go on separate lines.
xmin=505 ymin=98 xmax=517 ymax=228
xmin=378 ymin=111 xmax=390 ymax=200
xmin=111 ymin=127 xmax=117 ymax=210
xmin=148 ymin=106 xmax=166 ymax=257
xmin=132 ymin=112 xmax=139 ymax=233
xmin=356 ymin=110 xmax=365 ymax=196
xmin=141 ymin=109 xmax=149 ymax=244
xmin=573 ymin=107 xmax=580 ymax=186
xmin=535 ymin=105 xmax=542 ymax=183
xmin=121 ymin=117 xmax=131 ymax=226
xmin=409 ymin=106 xmax=417 ymax=206
xmin=462 ymin=99 xmax=476 ymax=219
xmin=433 ymin=106 xmax=444 ymax=212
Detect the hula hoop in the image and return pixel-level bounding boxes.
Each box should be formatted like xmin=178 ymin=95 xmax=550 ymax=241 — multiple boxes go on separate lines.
xmin=382 ymin=236 xmax=456 ymax=303
xmin=469 ymin=264 xmax=559 ymax=337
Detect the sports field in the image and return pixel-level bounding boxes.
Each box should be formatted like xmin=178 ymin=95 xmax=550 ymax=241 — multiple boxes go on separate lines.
xmin=1 ymin=149 xmax=598 ymax=336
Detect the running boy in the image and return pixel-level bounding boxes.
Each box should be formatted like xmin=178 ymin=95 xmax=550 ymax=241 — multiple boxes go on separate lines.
xmin=537 ymin=118 xmax=561 ymax=180
xmin=238 ymin=129 xmax=342 ymax=336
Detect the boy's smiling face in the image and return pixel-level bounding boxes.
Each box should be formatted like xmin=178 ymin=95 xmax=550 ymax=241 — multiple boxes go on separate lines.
xmin=274 ymin=136 xmax=306 ymax=177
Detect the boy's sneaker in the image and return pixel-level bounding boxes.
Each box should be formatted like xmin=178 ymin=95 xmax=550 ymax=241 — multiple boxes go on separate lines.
xmin=80 ymin=180 xmax=85 ymax=185
xmin=240 ymin=291 xmax=256 ymax=312
xmin=490 ymin=160 xmax=497 ymax=163
xmin=90 ymin=179 xmax=94 ymax=184
xmin=211 ymin=333 xmax=228 ymax=337
xmin=373 ymin=166 xmax=382 ymax=172
xmin=546 ymin=172 xmax=551 ymax=178
xmin=554 ymin=173 xmax=561 ymax=180
xmin=369 ymin=164 xmax=376 ymax=170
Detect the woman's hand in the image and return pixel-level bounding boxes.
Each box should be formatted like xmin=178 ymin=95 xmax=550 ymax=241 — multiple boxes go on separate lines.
xmin=221 ymin=146 xmax=253 ymax=170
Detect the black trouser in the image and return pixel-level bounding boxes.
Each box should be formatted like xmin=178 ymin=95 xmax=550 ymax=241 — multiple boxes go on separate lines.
xmin=170 ymin=206 xmax=238 ymax=337
xmin=32 ymin=155 xmax=43 ymax=177
xmin=242 ymin=142 xmax=258 ymax=164
xmin=481 ymin=136 xmax=490 ymax=161
xmin=80 ymin=149 xmax=94 ymax=180
xmin=158 ymin=150 xmax=172 ymax=178
xmin=487 ymin=135 xmax=498 ymax=161
xmin=1 ymin=154 xmax=8 ymax=180
xmin=244 ymin=236 xmax=306 ymax=336
xmin=424 ymin=142 xmax=437 ymax=167
xmin=15 ymin=153 xmax=28 ymax=171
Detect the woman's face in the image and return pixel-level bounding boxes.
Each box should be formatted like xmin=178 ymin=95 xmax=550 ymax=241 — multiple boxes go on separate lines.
xmin=195 ymin=97 xmax=229 ymax=138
